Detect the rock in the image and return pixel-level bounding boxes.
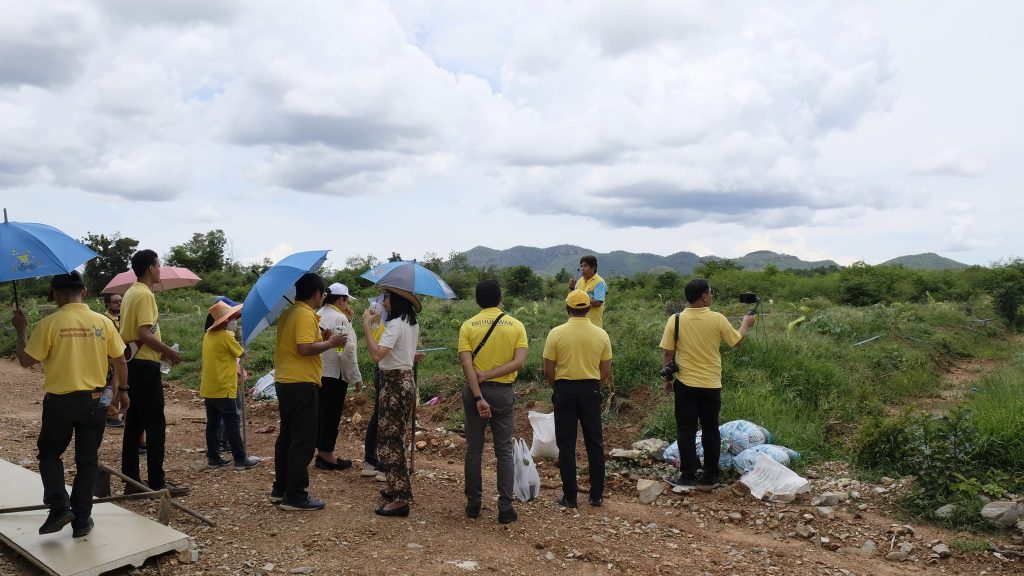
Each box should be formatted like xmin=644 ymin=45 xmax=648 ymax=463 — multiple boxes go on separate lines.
xmin=815 ymin=506 xmax=834 ymax=519
xmin=632 ymin=438 xmax=669 ymax=460
xmin=351 ymin=412 xmax=363 ymax=425
xmin=610 ymin=448 xmax=643 ymax=460
xmin=544 ymin=551 xmax=556 ymax=561
xmin=981 ymin=501 xmax=1021 ymax=528
xmin=407 ymin=543 xmax=424 ymax=549
xmin=795 ymin=523 xmax=815 ymax=538
xmin=415 ymin=440 xmax=427 ymax=450
xmin=872 ymin=486 xmax=887 ymax=496
xmin=728 ymin=512 xmax=743 ymax=522
xmin=899 ymin=542 xmax=914 ymax=553
xmin=451 ymin=560 xmax=479 ymax=571
xmin=931 ymin=543 xmax=950 ymax=558
xmin=637 ymin=479 xmax=666 ymax=504
xmin=935 ymin=504 xmax=956 ymax=518
xmin=885 ymin=551 xmax=908 ymax=562
xmin=817 ymin=492 xmax=842 ymax=506
xmin=262 ymin=564 xmax=276 ymax=572
xmin=861 ymin=540 xmax=877 ymax=555
xmin=290 ymin=568 xmax=314 ymax=574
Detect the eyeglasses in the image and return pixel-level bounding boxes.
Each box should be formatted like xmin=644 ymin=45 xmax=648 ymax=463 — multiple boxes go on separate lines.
xmin=707 ymin=289 xmax=715 ymax=296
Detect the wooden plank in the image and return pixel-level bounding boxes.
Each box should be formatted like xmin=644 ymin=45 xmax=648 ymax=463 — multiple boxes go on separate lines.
xmin=0 ymin=458 xmax=190 ymax=576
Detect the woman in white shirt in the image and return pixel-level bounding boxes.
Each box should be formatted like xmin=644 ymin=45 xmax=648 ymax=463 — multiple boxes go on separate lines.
xmin=362 ymin=287 xmax=421 ymax=517
xmin=315 ymin=284 xmax=363 ymax=470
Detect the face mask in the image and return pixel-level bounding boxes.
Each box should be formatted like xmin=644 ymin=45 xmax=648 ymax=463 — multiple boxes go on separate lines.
xmin=226 ymin=320 xmax=238 ymax=332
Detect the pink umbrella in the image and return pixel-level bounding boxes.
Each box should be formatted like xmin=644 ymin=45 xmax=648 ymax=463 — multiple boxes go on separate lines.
xmin=101 ymin=266 xmax=201 ymax=294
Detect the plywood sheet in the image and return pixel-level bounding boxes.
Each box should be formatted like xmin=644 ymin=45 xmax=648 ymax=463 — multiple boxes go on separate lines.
xmin=0 ymin=458 xmax=190 ymax=576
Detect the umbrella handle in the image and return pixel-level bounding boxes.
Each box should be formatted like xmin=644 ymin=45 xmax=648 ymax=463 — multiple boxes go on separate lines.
xmin=12 ymin=280 xmax=19 ymax=309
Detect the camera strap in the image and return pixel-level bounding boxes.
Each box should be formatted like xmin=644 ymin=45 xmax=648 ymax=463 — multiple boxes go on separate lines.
xmin=472 ymin=313 xmax=506 ymax=358
xmin=673 ymin=312 xmax=679 ymax=345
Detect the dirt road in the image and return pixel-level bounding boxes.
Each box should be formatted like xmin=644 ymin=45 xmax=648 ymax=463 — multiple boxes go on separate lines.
xmin=0 ymin=358 xmax=1019 ymax=575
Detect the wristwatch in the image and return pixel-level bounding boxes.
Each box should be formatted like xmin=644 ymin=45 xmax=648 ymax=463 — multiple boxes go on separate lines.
xmin=473 ymin=395 xmax=483 ymax=402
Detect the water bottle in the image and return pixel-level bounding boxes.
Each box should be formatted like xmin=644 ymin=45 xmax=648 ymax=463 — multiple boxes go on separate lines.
xmin=333 ymin=327 xmax=345 ymax=353
xmin=160 ymin=343 xmax=180 ymax=374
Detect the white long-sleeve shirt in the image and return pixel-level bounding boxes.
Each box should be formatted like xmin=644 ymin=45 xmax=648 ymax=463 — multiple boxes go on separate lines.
xmin=317 ymin=304 xmax=362 ymax=384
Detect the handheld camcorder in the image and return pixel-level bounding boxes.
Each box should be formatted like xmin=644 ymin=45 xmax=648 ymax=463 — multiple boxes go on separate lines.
xmin=659 ymin=360 xmax=678 ymax=380
xmin=739 ymin=292 xmax=760 ymax=315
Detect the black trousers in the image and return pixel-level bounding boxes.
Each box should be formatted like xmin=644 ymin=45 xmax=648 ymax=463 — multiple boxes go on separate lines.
xmin=552 ymin=379 xmax=604 ymax=503
xmin=674 ymin=380 xmax=722 ymax=479
xmin=122 ymin=359 xmax=167 ymax=488
xmin=317 ymin=376 xmax=349 ymax=453
xmin=363 ymin=368 xmax=381 ymax=468
xmin=38 ymin=390 xmax=106 ymax=518
xmin=273 ymin=383 xmax=318 ymax=501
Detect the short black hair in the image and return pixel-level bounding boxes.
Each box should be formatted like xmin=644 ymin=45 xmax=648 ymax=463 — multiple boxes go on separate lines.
xmin=386 ymin=290 xmax=418 ymax=326
xmin=294 ymin=272 xmax=325 ymax=301
xmin=103 ymin=293 xmax=120 ymax=306
xmin=566 ymin=305 xmax=589 ymax=317
xmin=580 ymin=255 xmax=597 ymax=269
xmin=130 ymin=249 xmax=159 ymax=277
xmin=475 ymin=280 xmax=501 ymax=308
xmin=50 ymin=271 xmax=85 ymax=299
xmin=685 ymin=278 xmax=710 ymax=304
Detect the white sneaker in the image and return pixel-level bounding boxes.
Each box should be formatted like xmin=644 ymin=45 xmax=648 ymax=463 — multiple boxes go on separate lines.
xmin=361 ymin=463 xmax=378 ymax=477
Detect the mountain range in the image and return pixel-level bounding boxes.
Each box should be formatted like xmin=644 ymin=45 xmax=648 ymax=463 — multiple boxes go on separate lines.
xmin=462 ymin=245 xmax=966 ymax=276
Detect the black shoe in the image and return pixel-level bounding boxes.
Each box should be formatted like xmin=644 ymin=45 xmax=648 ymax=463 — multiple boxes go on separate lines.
xmin=38 ymin=508 xmax=75 ymax=534
xmin=161 ymin=482 xmax=190 ymax=497
xmin=589 ymin=497 xmax=604 ymax=507
xmin=498 ymin=508 xmax=518 ymax=524
xmin=667 ymin=473 xmax=697 ymax=489
xmin=556 ymin=493 xmax=577 ymax=508
xmin=375 ymin=503 xmax=410 ymax=517
xmin=124 ymin=482 xmax=147 ymax=495
xmin=697 ymin=477 xmax=720 ymax=491
xmin=106 ymin=417 xmax=124 ymax=428
xmin=314 ymin=456 xmax=352 ymax=470
xmin=279 ymin=496 xmax=326 ymax=511
xmin=269 ymin=488 xmax=284 ymax=504
xmin=71 ymin=517 xmax=94 ymax=538
xmin=138 ymin=444 xmax=147 ymax=454
xmin=207 ymin=458 xmax=231 ymax=469
xmin=465 ymin=504 xmax=480 ymax=518
xmin=234 ymin=456 xmax=260 ymax=471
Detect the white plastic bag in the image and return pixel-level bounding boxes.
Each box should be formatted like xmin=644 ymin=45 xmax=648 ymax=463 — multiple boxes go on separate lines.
xmin=513 ymin=437 xmax=541 ymax=502
xmin=739 ymin=453 xmax=810 ymax=503
xmin=733 ymin=444 xmax=801 ymax=473
xmin=252 ymin=370 xmax=277 ymax=400
xmin=719 ymin=420 xmax=773 ymax=455
xmin=528 ymin=411 xmax=558 ymax=459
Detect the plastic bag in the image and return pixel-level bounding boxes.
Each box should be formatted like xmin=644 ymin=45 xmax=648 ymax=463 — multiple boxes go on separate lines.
xmin=252 ymin=370 xmax=277 ymax=400
xmin=528 ymin=411 xmax=558 ymax=459
xmin=739 ymin=453 xmax=810 ymax=503
xmin=513 ymin=437 xmax=541 ymax=502
xmin=732 ymin=444 xmax=801 ymax=473
xmin=719 ymin=420 xmax=773 ymax=455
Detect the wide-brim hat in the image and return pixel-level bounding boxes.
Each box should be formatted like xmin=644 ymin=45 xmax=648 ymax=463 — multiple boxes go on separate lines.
xmin=207 ymin=300 xmax=243 ymax=332
xmin=381 ymin=285 xmax=422 ymax=313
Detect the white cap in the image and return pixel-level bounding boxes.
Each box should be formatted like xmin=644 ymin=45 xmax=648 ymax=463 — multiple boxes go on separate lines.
xmin=327 ymin=282 xmax=357 ymax=300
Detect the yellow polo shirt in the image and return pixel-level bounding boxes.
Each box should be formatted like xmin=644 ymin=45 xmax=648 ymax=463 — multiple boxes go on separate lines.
xmin=200 ymin=329 xmax=244 ymax=398
xmin=574 ymin=273 xmax=607 ymax=328
xmin=458 ymin=307 xmax=528 ymax=384
xmin=105 ymin=311 xmax=120 ymax=331
xmin=120 ymin=282 xmax=162 ymax=362
xmin=542 ymin=317 xmax=612 ymax=381
xmin=274 ymin=301 xmax=323 ymax=384
xmin=25 ymin=303 xmax=126 ymax=394
xmin=659 ymin=307 xmax=742 ymax=389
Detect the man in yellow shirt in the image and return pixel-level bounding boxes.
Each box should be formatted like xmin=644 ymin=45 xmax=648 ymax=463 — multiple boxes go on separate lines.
xmin=543 ymin=289 xmax=612 ymax=508
xmin=270 ymin=272 xmax=347 ymax=511
xmin=458 ymin=280 xmax=528 ymax=524
xmin=119 ymin=249 xmax=186 ymax=497
xmin=567 ymin=255 xmax=607 ymax=328
xmin=660 ymin=278 xmax=755 ymax=489
xmin=12 ymin=271 xmax=127 ymax=538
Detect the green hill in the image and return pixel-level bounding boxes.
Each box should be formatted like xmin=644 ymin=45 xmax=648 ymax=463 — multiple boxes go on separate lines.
xmin=880 ymin=253 xmax=968 ymax=270
xmin=462 ymin=245 xmax=837 ymax=276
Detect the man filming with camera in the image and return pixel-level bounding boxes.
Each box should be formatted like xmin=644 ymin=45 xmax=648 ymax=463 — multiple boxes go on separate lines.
xmin=660 ymin=279 xmax=756 ymax=490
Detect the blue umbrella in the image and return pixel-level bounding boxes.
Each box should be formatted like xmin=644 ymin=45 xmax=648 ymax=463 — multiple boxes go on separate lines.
xmin=240 ymin=250 xmax=329 ymax=346
xmin=360 ymin=260 xmax=457 ymax=300
xmin=0 ymin=208 xmax=98 ymax=307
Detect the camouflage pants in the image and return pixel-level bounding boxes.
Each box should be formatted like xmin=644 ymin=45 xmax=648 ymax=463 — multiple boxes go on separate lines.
xmin=378 ymin=369 xmax=415 ymax=502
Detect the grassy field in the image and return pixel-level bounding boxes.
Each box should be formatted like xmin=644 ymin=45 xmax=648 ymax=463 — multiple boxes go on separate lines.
xmin=3 ymin=287 xmax=1021 ymax=528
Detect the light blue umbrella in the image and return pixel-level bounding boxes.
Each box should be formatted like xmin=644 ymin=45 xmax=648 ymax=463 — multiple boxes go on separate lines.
xmin=0 ymin=208 xmax=98 ymax=307
xmin=240 ymin=250 xmax=329 ymax=346
xmin=360 ymin=260 xmax=457 ymax=300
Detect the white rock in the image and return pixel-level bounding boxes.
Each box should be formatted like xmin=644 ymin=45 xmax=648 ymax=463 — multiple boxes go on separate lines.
xmin=931 ymin=543 xmax=950 ymax=558
xmin=885 ymin=551 xmax=908 ymax=562
xmin=861 ymin=540 xmax=877 ymax=555
xmin=544 ymin=552 xmax=556 ymax=561
xmin=610 ymin=448 xmax=643 ymax=460
xmin=817 ymin=492 xmax=842 ymax=506
xmin=631 ymin=438 xmax=669 ymax=460
xmin=637 ymin=479 xmax=667 ymax=504
xmin=935 ymin=504 xmax=956 ymax=518
xmin=815 ymin=506 xmax=834 ymax=519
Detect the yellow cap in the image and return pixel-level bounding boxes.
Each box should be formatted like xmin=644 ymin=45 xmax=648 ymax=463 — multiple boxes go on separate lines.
xmin=566 ymin=289 xmax=590 ymax=309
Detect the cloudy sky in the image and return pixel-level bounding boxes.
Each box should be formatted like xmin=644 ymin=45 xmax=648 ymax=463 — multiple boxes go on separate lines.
xmin=2 ymin=0 xmax=1020 ymax=268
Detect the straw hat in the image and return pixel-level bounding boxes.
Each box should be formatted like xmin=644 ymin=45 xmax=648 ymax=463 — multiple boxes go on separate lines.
xmin=207 ymin=300 xmax=243 ymax=332
xmin=382 ymin=285 xmax=422 ymax=313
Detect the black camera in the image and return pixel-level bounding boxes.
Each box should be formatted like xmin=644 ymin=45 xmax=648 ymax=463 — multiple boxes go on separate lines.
xmin=739 ymin=292 xmax=760 ymax=315
xmin=660 ymin=360 xmax=678 ymax=380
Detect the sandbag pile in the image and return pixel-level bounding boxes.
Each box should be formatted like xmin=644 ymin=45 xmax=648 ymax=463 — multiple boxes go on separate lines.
xmin=662 ymin=419 xmax=800 ymax=472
